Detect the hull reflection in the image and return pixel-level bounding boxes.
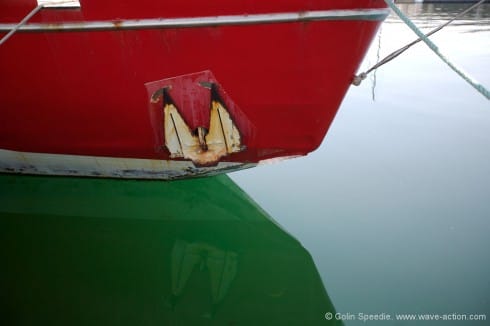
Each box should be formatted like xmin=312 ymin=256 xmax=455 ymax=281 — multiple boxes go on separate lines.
xmin=0 ymin=174 xmax=341 ymax=325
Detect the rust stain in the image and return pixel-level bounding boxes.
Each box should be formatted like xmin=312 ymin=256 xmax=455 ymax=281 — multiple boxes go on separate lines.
xmin=45 ymin=23 xmax=64 ymax=30
xmin=150 ymin=87 xmax=170 ymax=103
xmin=112 ymin=20 xmax=124 ymax=29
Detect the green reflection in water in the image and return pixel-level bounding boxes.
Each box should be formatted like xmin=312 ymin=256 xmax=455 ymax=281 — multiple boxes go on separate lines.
xmin=0 ymin=174 xmax=341 ymax=325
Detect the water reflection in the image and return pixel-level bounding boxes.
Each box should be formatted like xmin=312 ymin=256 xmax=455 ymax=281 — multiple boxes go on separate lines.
xmin=230 ymin=4 xmax=490 ymax=325
xmin=391 ymin=3 xmax=490 ymax=32
xmin=0 ymin=174 xmax=341 ymax=325
xmin=365 ymin=2 xmax=490 ymax=102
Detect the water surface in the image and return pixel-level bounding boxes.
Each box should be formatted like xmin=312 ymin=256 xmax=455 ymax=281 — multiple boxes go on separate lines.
xmin=231 ymin=3 xmax=490 ymax=325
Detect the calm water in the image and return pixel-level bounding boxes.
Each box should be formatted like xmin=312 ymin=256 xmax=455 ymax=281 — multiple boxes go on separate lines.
xmin=1 ymin=3 xmax=490 ymax=326
xmin=231 ymin=3 xmax=490 ymax=325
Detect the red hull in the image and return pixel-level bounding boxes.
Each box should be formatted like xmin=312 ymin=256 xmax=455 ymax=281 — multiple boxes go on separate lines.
xmin=0 ymin=0 xmax=387 ymax=178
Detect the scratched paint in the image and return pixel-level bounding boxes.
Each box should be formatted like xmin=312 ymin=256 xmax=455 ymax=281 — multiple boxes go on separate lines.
xmin=147 ymin=71 xmax=250 ymax=167
xmin=0 ymin=149 xmax=255 ymax=180
xmin=162 ymin=90 xmax=243 ymax=166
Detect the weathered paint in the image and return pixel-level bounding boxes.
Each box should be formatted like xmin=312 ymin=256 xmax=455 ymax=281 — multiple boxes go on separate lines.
xmin=0 ymin=149 xmax=255 ymax=179
xmin=146 ymin=71 xmax=252 ymax=167
xmin=159 ymin=86 xmax=243 ymax=166
xmin=208 ymin=99 xmax=242 ymax=154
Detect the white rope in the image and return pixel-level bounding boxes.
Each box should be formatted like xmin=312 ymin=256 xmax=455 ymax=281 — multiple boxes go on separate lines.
xmin=355 ymin=0 xmax=488 ymax=84
xmin=383 ymin=0 xmax=490 ymax=100
xmin=0 ymin=4 xmax=44 ymax=46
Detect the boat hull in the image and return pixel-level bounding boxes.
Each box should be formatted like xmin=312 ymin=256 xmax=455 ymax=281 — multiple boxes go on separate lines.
xmin=0 ymin=1 xmax=388 ymax=179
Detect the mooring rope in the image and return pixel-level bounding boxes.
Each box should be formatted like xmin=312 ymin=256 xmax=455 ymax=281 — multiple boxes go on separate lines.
xmin=353 ymin=0 xmax=490 ymax=101
xmin=0 ymin=4 xmax=44 ymax=46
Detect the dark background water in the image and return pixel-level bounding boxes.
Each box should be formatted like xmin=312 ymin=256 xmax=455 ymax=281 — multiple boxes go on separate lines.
xmin=231 ymin=3 xmax=490 ymax=325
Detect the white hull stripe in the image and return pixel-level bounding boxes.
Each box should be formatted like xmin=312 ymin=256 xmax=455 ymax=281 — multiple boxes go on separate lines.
xmin=0 ymin=149 xmax=255 ymax=180
xmin=0 ymin=9 xmax=389 ymax=32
